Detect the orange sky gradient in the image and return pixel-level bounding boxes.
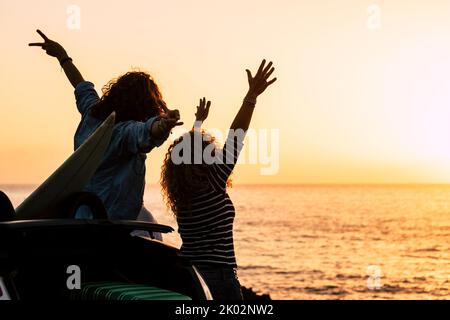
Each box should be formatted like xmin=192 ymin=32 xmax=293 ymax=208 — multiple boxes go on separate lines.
xmin=2 ymin=0 xmax=450 ymax=184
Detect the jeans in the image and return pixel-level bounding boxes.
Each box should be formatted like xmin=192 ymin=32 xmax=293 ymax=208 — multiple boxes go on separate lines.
xmin=196 ymin=265 xmax=243 ymax=300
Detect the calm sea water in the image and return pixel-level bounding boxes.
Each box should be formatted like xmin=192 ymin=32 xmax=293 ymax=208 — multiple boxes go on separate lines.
xmin=2 ymin=184 xmax=450 ymax=300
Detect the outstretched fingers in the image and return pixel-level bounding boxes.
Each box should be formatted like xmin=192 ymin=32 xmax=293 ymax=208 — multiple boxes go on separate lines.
xmin=264 ymin=66 xmax=275 ymax=79
xmin=205 ymin=100 xmax=211 ymax=116
xmin=259 ymin=60 xmax=276 ymax=87
xmin=29 ymin=30 xmax=49 ymax=47
xmin=267 ymin=77 xmax=277 ymax=86
xmin=36 ymin=29 xmax=49 ymax=41
xmin=245 ymin=59 xmax=277 ymax=96
xmin=199 ymin=97 xmax=207 ymax=111
xmin=256 ymin=59 xmax=266 ymax=76
xmin=196 ymin=97 xmax=211 ymax=120
xmin=28 ymin=42 xmax=45 ymax=47
xmin=262 ymin=61 xmax=273 ymax=75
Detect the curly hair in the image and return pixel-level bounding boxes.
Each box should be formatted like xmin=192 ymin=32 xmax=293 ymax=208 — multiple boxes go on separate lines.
xmin=160 ymin=130 xmax=232 ymax=217
xmin=90 ymin=71 xmax=166 ymax=122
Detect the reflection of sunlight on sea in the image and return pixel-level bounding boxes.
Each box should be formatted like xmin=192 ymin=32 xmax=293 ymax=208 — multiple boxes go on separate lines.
xmin=3 ymin=184 xmax=450 ymax=299
xmin=151 ymin=185 xmax=450 ymax=299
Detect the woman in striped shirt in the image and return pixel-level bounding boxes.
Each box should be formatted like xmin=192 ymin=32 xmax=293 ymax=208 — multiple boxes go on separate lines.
xmin=161 ymin=60 xmax=277 ymax=300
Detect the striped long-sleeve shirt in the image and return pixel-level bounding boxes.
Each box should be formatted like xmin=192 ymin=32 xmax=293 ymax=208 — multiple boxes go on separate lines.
xmin=176 ymin=133 xmax=244 ymax=267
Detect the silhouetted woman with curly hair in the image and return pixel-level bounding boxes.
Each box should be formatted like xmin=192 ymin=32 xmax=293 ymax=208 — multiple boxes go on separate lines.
xmin=29 ymin=30 xmax=182 ymax=229
xmin=161 ymin=60 xmax=277 ymax=299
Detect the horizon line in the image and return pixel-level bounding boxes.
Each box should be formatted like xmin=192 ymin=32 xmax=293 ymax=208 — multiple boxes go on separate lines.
xmin=4 ymin=182 xmax=450 ymax=187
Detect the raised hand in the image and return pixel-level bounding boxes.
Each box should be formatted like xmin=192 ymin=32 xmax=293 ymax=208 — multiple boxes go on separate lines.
xmin=195 ymin=97 xmax=211 ymax=122
xmin=29 ymin=29 xmax=68 ymax=60
xmin=245 ymin=59 xmax=277 ymax=99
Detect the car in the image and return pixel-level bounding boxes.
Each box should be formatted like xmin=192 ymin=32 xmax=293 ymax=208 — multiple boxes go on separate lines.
xmin=0 ymin=191 xmax=212 ymax=301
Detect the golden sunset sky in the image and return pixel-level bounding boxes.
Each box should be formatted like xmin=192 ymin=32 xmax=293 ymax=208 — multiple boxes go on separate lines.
xmin=2 ymin=0 xmax=450 ymax=184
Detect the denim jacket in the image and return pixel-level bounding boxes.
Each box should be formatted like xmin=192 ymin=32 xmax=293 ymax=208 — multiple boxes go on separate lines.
xmin=73 ymin=81 xmax=168 ymax=219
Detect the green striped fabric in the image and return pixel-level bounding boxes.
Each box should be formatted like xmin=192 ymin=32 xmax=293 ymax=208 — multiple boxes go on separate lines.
xmin=75 ymin=282 xmax=192 ymax=300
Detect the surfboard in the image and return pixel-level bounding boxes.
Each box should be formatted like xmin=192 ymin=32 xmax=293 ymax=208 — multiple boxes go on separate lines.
xmin=15 ymin=112 xmax=116 ymax=220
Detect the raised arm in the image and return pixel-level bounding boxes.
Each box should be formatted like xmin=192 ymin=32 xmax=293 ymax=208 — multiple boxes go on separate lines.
xmin=29 ymin=29 xmax=84 ymax=88
xmin=230 ymin=59 xmax=277 ymax=132
xmin=192 ymin=60 xmax=276 ymax=134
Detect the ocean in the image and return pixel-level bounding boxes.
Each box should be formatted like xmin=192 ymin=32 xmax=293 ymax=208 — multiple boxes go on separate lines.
xmin=2 ymin=184 xmax=450 ymax=300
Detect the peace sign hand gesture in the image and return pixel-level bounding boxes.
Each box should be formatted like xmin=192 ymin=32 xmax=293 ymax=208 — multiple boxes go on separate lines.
xmin=29 ymin=29 xmax=68 ymax=60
